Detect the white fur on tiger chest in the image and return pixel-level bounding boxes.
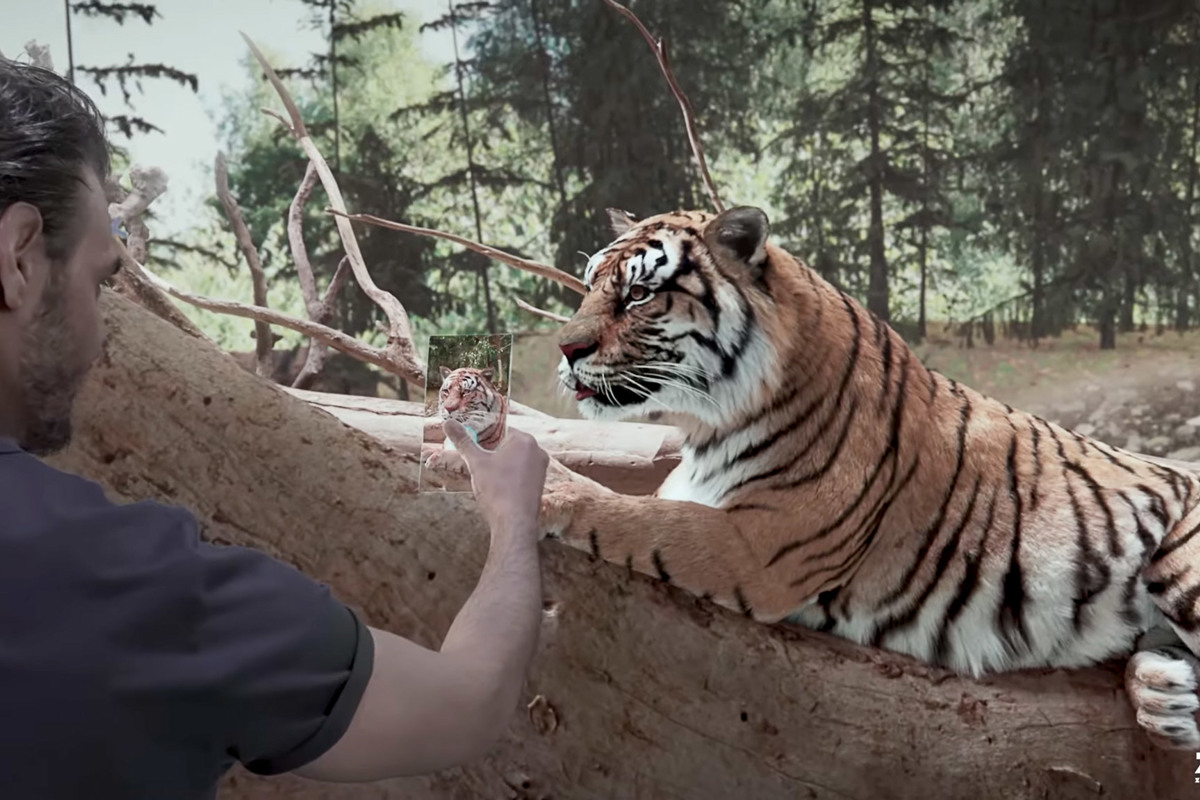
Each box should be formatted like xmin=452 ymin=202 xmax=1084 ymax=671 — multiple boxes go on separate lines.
xmin=656 ymin=467 xmax=724 ymax=507
xmin=655 ymin=449 xmax=756 ymax=508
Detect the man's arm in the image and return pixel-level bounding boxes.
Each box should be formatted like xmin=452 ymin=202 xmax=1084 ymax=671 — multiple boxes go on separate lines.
xmin=294 ymin=515 xmax=542 ymax=780
xmin=295 ymin=422 xmax=548 ymax=781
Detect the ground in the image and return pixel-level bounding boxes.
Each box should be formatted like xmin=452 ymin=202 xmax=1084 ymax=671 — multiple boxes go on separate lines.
xmin=508 ymin=325 xmax=1200 ymax=460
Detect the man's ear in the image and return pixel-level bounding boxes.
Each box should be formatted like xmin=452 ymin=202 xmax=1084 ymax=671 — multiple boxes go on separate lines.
xmin=702 ymin=206 xmax=770 ymax=270
xmin=605 ymin=207 xmax=638 ymax=238
xmin=0 ymin=202 xmax=45 ymax=312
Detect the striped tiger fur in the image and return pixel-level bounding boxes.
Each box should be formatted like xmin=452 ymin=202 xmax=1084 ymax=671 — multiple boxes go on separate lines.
xmin=430 ymin=366 xmax=508 ymax=464
xmin=539 ymin=205 xmax=1200 ymax=750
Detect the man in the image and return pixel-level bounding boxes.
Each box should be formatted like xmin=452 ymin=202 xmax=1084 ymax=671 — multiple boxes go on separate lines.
xmin=0 ymin=58 xmax=550 ymax=796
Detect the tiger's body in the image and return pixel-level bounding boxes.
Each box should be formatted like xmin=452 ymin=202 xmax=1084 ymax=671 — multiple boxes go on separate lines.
xmin=540 ymin=205 xmax=1200 ymax=749
xmin=430 ymin=366 xmax=507 ymax=465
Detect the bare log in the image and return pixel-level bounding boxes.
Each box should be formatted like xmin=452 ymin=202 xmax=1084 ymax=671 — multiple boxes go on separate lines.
xmin=284 ymin=387 xmax=681 ymax=495
xmin=44 ymin=290 xmax=1196 ymax=800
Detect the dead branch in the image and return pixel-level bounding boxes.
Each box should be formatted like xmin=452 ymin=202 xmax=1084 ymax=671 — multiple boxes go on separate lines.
xmin=137 ymin=262 xmax=424 ymax=385
xmin=107 ymin=165 xmax=168 ymax=264
xmin=241 ymin=32 xmax=427 ymax=382
xmin=23 ymin=41 xmax=53 ymax=70
xmin=600 ymin=0 xmax=724 ymax=213
xmin=103 ymin=165 xmax=211 ymax=341
xmin=285 ymin=162 xmax=353 ymax=390
xmin=289 ymin=162 xmax=323 ymax=319
xmin=112 ymin=242 xmax=212 ymax=341
xmin=292 ymin=256 xmax=351 ymax=390
xmin=514 ymin=295 xmax=570 ymax=323
xmin=214 ymin=152 xmax=273 ymax=378
xmin=329 ymin=209 xmax=586 ymax=296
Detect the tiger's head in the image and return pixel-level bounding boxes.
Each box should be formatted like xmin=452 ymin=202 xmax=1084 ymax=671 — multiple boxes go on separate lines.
xmin=437 ymin=365 xmax=502 ymax=432
xmin=557 ymin=205 xmax=798 ymax=430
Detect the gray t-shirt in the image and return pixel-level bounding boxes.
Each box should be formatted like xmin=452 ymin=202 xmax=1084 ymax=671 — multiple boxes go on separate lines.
xmin=0 ymin=439 xmax=374 ymax=798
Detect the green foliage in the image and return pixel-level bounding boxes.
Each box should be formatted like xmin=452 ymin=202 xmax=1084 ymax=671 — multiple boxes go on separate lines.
xmin=161 ymin=0 xmax=1200 ymax=356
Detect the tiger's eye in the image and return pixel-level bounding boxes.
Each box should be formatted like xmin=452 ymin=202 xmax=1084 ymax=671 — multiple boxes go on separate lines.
xmin=628 ymin=284 xmax=649 ymax=302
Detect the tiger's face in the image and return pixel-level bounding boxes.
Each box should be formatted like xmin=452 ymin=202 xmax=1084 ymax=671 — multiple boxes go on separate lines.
xmin=437 ymin=366 xmax=502 ymax=431
xmin=556 ymin=206 xmax=781 ymax=428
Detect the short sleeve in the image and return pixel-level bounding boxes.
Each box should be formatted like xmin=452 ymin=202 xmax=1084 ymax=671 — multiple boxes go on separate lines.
xmin=95 ymin=501 xmax=375 ymax=776
xmin=191 ymin=530 xmax=376 ymax=775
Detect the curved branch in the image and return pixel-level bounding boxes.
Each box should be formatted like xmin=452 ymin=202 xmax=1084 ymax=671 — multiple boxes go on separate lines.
xmin=329 ymin=208 xmax=586 ymax=296
xmin=215 ymin=152 xmax=273 ymax=378
xmin=515 ymin=295 xmax=570 ymax=323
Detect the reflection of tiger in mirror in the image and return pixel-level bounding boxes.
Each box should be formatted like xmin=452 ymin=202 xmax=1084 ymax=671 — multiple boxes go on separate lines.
xmin=428 ymin=366 xmax=508 ymax=469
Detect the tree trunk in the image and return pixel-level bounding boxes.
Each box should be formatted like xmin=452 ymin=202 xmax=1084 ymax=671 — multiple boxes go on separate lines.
xmin=46 ymin=291 xmax=1194 ymax=800
xmin=1178 ymin=32 xmax=1200 ymax=332
xmin=1029 ymin=0 xmax=1048 ymax=343
xmin=862 ymin=0 xmax=889 ymax=323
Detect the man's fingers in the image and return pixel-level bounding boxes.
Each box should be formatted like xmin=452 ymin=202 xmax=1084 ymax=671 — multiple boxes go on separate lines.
xmin=442 ymin=419 xmax=483 ymax=460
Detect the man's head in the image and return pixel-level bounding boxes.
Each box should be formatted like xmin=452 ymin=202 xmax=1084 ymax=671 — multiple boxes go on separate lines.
xmin=0 ymin=58 xmax=118 ymax=454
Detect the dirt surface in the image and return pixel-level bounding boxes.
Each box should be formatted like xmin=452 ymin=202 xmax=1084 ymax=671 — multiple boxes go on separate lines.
xmin=917 ymin=327 xmax=1200 ymax=461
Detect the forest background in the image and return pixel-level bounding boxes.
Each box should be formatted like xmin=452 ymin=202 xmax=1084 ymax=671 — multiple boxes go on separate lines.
xmin=7 ymin=0 xmax=1200 ymax=423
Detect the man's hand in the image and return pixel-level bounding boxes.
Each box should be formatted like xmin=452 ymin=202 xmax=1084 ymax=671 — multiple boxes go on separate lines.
xmin=443 ymin=419 xmax=548 ymax=535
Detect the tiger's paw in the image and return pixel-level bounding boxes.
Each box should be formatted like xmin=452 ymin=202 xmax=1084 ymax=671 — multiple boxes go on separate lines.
xmin=538 ymin=465 xmax=607 ymax=544
xmin=1126 ymin=647 xmax=1200 ymax=750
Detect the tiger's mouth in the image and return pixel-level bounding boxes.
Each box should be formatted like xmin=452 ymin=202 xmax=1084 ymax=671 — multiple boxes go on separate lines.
xmin=571 ymin=378 xmax=597 ymax=401
xmin=569 ymin=374 xmax=656 ymax=407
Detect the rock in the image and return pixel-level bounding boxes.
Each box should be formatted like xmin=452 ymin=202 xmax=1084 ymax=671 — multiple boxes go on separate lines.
xmin=1188 ymin=415 xmax=1200 ymax=428
xmin=1125 ymin=434 xmax=1143 ymax=452
xmin=1167 ymin=446 xmax=1200 ymax=462
xmin=1075 ymin=423 xmax=1097 ymax=437
xmin=1166 ymin=413 xmax=1182 ymax=424
xmin=1176 ymin=424 xmax=1198 ymax=443
xmin=1130 ymin=404 xmax=1150 ymax=417
xmin=1146 ymin=435 xmax=1174 ymax=455
xmin=1059 ymin=400 xmax=1087 ymax=415
xmin=1178 ymin=379 xmax=1196 ymax=392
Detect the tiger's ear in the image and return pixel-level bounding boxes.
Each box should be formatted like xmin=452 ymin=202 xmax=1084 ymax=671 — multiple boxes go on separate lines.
xmin=481 ymin=367 xmax=495 ymax=381
xmin=606 ymin=207 xmax=638 ymax=237
xmin=703 ymin=206 xmax=769 ymax=270
xmin=439 ymin=365 xmax=452 ymax=379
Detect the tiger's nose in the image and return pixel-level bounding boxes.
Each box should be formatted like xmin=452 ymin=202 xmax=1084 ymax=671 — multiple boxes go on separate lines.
xmin=559 ymin=338 xmax=598 ymax=365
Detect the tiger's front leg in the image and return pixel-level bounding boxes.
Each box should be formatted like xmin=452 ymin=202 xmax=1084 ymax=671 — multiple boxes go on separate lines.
xmin=539 ymin=474 xmax=806 ymax=622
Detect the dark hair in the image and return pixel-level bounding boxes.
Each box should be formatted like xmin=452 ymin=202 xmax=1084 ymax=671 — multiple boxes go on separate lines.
xmin=0 ymin=57 xmax=110 ymax=261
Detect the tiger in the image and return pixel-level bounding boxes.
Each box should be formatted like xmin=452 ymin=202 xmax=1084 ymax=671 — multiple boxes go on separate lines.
xmin=425 ymin=366 xmax=508 ymax=471
xmin=538 ymin=204 xmax=1200 ymax=751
